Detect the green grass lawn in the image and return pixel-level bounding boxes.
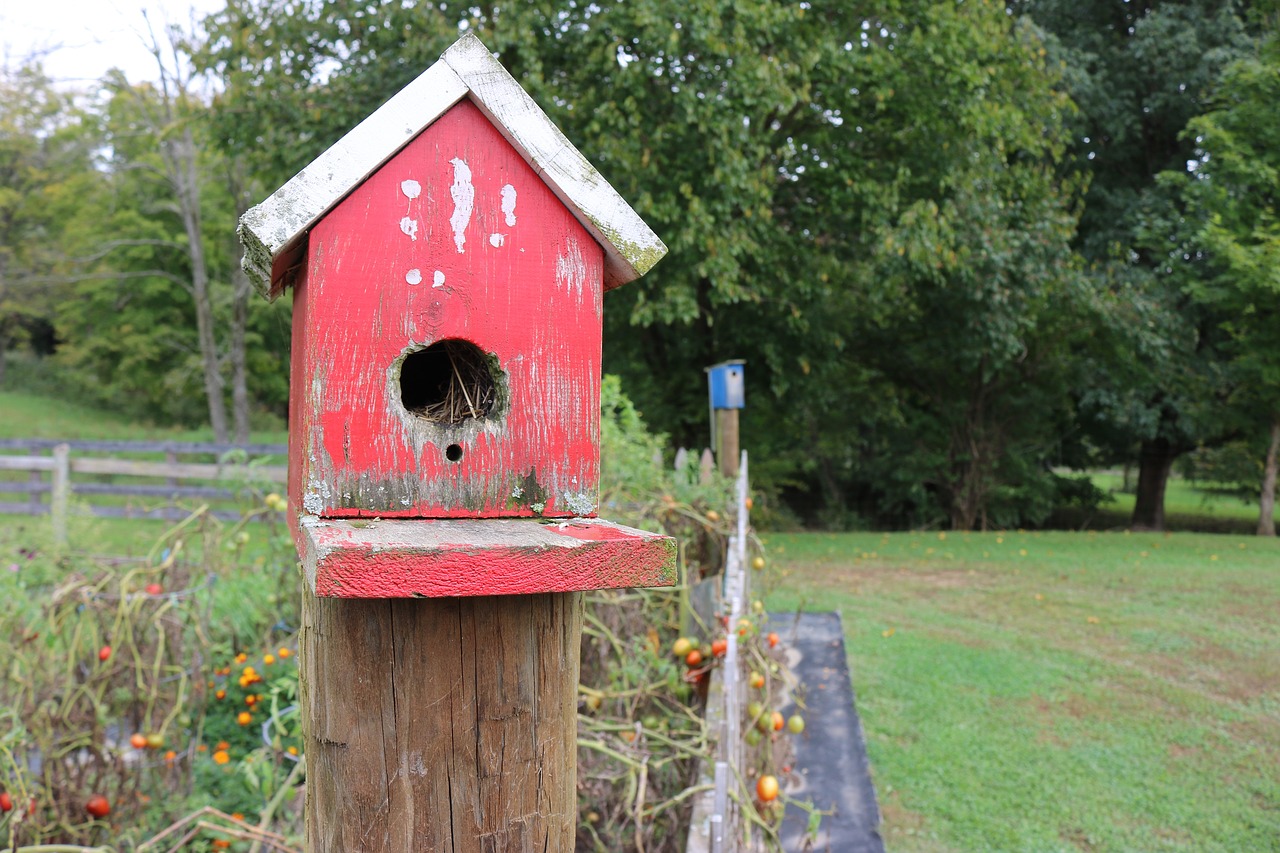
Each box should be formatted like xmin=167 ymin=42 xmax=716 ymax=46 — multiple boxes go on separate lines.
xmin=1090 ymin=472 xmax=1275 ymax=530
xmin=762 ymin=529 xmax=1280 ymax=852
xmin=0 ymin=389 xmax=287 ymax=443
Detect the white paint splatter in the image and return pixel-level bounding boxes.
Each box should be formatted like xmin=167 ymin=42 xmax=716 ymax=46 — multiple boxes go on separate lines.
xmin=489 ymin=233 xmax=505 ymax=248
xmin=433 ymin=270 xmax=445 ymax=288
xmin=449 ymin=158 xmax=474 ymax=254
xmin=501 ymin=184 xmax=517 ymax=227
xmin=555 ymin=239 xmax=587 ymax=303
xmin=406 ymin=268 xmax=423 ymax=285
xmin=399 ymin=217 xmax=419 ymax=240
xmin=401 ymin=179 xmax=421 ymax=199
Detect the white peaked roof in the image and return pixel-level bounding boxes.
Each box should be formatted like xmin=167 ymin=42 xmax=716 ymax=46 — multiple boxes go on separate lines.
xmin=239 ymin=32 xmax=667 ymax=301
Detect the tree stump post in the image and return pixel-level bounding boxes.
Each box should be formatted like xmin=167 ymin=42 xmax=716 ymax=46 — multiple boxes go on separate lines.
xmin=299 ymin=590 xmax=582 ymax=852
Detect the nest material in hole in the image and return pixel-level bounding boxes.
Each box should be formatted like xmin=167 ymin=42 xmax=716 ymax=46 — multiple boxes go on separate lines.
xmin=405 ymin=340 xmax=496 ymax=425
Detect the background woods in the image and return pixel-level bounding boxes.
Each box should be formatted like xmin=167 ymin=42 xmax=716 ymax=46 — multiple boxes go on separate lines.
xmin=2 ymin=0 xmax=1278 ymax=533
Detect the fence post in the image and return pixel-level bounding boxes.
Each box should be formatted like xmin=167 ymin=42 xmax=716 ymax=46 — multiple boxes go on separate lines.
xmin=700 ymin=448 xmax=716 ymax=485
xmin=715 ymin=410 xmax=740 ymax=478
xmin=299 ymin=590 xmax=582 ymax=851
xmin=51 ymin=443 xmax=70 ymax=548
xmin=28 ymin=452 xmax=43 ymax=515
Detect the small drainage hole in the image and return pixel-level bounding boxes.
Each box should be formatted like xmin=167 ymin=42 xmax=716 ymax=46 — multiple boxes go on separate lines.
xmin=445 ymin=444 xmax=464 ymax=463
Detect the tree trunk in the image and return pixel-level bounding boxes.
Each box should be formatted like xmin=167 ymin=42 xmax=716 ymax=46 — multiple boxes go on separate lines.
xmin=171 ymin=125 xmax=229 ymax=443
xmin=1131 ymin=437 xmax=1179 ymax=531
xmin=300 ymin=590 xmax=582 ymax=852
xmin=229 ymin=167 xmax=254 ymax=444
xmin=230 ymin=252 xmax=252 ymax=443
xmin=148 ymin=27 xmax=228 ymax=443
xmin=1257 ymin=418 xmax=1279 ymax=537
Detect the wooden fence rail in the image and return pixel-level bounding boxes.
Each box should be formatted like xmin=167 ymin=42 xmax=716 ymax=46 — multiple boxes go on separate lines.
xmin=0 ymin=439 xmax=288 ymax=537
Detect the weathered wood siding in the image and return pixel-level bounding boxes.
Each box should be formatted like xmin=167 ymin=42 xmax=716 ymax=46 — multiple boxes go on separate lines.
xmin=291 ymin=99 xmax=604 ymax=520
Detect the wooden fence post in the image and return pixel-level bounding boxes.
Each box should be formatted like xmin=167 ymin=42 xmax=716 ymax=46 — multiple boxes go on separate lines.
xmin=715 ymin=410 xmax=740 ymax=478
xmin=299 ymin=590 xmax=582 ymax=852
xmin=50 ymin=443 xmax=70 ymax=548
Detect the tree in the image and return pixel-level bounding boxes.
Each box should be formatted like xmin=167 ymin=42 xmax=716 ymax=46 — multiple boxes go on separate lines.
xmin=0 ymin=65 xmax=97 ymax=384
xmin=1014 ymin=0 xmax=1253 ymax=530
xmin=1175 ymin=15 xmax=1280 ymax=533
xmin=198 ymin=0 xmax=1095 ymax=528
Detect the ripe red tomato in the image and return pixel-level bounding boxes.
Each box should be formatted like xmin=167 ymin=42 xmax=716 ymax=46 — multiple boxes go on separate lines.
xmin=85 ymin=794 xmax=110 ymax=818
xmin=756 ymin=775 xmax=779 ymax=802
xmin=98 ymin=645 xmax=112 ymax=662
xmin=130 ymin=733 xmax=148 ymax=750
xmin=767 ymin=632 xmax=780 ymax=649
xmin=711 ymin=638 xmax=728 ymax=658
xmin=145 ymin=583 xmax=164 ymax=595
xmin=685 ymin=649 xmax=703 ymax=667
xmin=0 ymin=791 xmax=12 ymax=812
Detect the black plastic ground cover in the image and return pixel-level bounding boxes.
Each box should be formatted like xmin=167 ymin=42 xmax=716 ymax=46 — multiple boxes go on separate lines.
xmin=778 ymin=611 xmax=885 ymax=853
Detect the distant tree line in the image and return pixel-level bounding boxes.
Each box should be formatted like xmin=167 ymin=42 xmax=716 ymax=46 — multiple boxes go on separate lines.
xmin=1 ymin=0 xmax=1277 ymax=532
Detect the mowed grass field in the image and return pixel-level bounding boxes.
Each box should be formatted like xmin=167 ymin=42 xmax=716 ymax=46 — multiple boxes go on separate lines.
xmin=762 ymin=529 xmax=1280 ymax=851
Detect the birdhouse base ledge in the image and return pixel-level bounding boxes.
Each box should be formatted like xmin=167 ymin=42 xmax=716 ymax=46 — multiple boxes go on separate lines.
xmin=298 ymin=515 xmax=677 ymax=598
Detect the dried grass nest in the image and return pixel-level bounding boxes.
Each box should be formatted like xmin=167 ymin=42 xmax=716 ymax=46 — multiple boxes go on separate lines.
xmin=402 ymin=340 xmax=497 ymax=425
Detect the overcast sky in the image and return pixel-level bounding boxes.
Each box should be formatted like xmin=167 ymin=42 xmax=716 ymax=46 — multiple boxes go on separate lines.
xmin=1 ymin=0 xmax=226 ymax=87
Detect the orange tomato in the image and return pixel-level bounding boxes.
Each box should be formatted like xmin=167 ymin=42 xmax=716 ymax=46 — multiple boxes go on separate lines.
xmin=85 ymin=794 xmax=110 ymax=818
xmin=685 ymin=649 xmax=704 ymax=667
xmin=129 ymin=733 xmax=148 ymax=750
xmin=711 ymin=638 xmax=728 ymax=658
xmin=756 ymin=775 xmax=779 ymax=802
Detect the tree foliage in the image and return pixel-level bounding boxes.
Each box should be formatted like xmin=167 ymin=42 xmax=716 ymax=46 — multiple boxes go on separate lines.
xmin=5 ymin=0 xmax=1276 ymax=531
xmin=1015 ymin=0 xmax=1254 ymax=529
xmin=1173 ymin=11 xmax=1280 ymax=531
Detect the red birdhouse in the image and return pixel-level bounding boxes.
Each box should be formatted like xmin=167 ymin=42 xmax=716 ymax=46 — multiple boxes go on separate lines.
xmin=240 ymin=34 xmax=675 ymax=598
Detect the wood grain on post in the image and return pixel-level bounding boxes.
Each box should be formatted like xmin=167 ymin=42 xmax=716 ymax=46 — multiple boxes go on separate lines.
xmin=300 ymin=589 xmax=583 ymax=852
xmin=715 ymin=410 xmax=740 ymax=478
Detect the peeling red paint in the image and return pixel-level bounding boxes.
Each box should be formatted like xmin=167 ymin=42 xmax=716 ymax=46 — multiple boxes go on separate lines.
xmin=289 ymin=99 xmax=605 ymax=519
xmin=301 ymin=518 xmax=677 ymax=598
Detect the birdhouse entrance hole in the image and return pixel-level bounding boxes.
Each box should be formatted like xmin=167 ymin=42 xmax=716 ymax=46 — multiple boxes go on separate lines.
xmin=398 ymin=339 xmax=501 ymax=426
